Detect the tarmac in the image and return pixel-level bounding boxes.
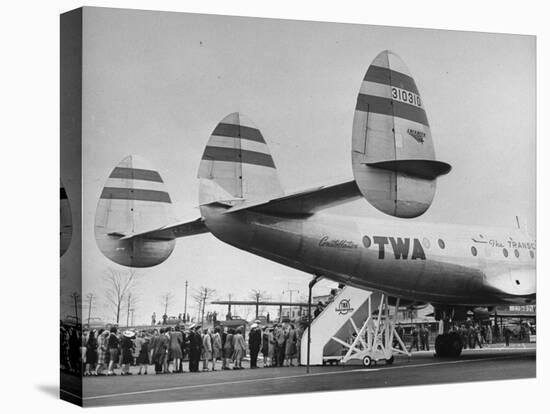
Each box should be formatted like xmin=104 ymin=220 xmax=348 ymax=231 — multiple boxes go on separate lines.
xmin=64 ymin=344 xmax=536 ymax=407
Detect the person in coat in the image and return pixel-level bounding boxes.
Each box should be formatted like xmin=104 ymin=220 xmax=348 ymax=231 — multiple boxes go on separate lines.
xmin=136 ymin=332 xmax=150 ymax=375
xmin=188 ymin=325 xmax=203 ymax=372
xmin=151 ymin=328 xmax=168 ymax=374
xmin=284 ymin=324 xmax=297 ymax=367
xmin=261 ymin=327 xmax=270 ymax=367
xmin=94 ymin=329 xmax=108 ymax=375
xmin=232 ymin=327 xmax=247 ymax=369
xmin=211 ymin=327 xmax=222 ymax=371
xmin=85 ymin=330 xmax=98 ymax=376
xmin=248 ymin=323 xmax=262 ymax=368
xmin=106 ymin=327 xmax=120 ymax=376
xmin=168 ymin=326 xmax=183 ymax=373
xmin=222 ymin=328 xmax=234 ymax=370
xmin=202 ymin=328 xmax=213 ymax=371
xmin=120 ymin=331 xmax=136 ymax=375
xmin=273 ymin=324 xmax=286 ymax=367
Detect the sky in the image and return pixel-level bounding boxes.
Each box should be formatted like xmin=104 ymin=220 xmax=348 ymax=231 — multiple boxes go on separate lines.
xmin=60 ymin=7 xmax=536 ymax=325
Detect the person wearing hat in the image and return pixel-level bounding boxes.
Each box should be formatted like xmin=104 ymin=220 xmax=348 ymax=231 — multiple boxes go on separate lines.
xmin=248 ymin=323 xmax=262 ymax=368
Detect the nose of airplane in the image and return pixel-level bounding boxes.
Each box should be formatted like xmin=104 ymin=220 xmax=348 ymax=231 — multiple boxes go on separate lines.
xmin=485 ymin=268 xmax=536 ymax=300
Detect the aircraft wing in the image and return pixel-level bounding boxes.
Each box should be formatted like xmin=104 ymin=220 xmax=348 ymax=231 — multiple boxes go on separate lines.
xmin=113 ymin=218 xmax=209 ymax=241
xmin=112 ymin=180 xmax=361 ymax=241
xmin=223 ymin=179 xmax=362 ymax=216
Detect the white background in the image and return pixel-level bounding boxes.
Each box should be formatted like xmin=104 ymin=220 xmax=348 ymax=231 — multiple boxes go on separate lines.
xmin=0 ymin=0 xmax=547 ymax=413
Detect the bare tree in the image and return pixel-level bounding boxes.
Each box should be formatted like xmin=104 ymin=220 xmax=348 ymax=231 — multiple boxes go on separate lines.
xmin=126 ymin=292 xmax=139 ymax=327
xmin=159 ymin=292 xmax=174 ymax=316
xmin=192 ymin=287 xmax=216 ymax=325
xmin=104 ymin=268 xmax=139 ymax=324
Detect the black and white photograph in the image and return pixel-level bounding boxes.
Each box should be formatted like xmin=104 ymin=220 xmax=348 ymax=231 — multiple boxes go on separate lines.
xmin=58 ymin=5 xmax=539 ymax=408
xmin=4 ymin=1 xmax=546 ymax=413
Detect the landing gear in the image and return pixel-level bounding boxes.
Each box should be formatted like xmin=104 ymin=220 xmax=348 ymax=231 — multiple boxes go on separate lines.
xmin=435 ymin=332 xmax=463 ymax=357
xmin=332 ymin=294 xmax=409 ymax=368
xmin=362 ymin=355 xmax=372 ymax=367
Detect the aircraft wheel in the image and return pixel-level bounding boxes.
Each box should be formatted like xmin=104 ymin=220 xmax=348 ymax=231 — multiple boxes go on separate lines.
xmin=448 ymin=332 xmax=463 ymax=357
xmin=362 ymin=355 xmax=372 ymax=367
xmin=435 ymin=333 xmax=463 ymax=358
xmin=435 ymin=334 xmax=448 ymax=357
xmin=386 ymin=355 xmax=394 ymax=365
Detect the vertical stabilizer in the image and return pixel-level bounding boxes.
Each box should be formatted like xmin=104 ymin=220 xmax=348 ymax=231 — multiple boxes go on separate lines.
xmin=352 ymin=50 xmax=450 ymax=218
xmin=198 ymin=112 xmax=284 ymax=206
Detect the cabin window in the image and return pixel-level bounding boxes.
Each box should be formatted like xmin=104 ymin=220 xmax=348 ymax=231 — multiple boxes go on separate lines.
xmin=503 ymin=248 xmax=508 ymax=258
xmin=514 ymin=249 xmax=519 ymax=258
xmin=438 ymin=239 xmax=445 ymax=249
xmin=471 ymin=246 xmax=477 ymax=256
xmin=530 ymin=250 xmax=535 ymax=259
xmin=362 ymin=236 xmax=371 ymax=248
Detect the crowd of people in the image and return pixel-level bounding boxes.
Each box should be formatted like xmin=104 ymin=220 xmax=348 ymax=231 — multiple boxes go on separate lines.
xmin=60 ymin=320 xmax=305 ymax=376
xmin=394 ymin=321 xmax=527 ymax=352
xmin=61 ymin=317 xmax=532 ymax=376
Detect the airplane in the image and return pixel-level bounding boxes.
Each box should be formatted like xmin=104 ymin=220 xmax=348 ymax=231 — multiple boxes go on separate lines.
xmin=94 ymin=50 xmax=536 ymax=358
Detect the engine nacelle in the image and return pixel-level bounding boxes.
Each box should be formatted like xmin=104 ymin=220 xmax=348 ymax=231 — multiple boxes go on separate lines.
xmin=94 ymin=155 xmax=175 ymax=267
xmin=352 ymin=50 xmax=451 ymax=218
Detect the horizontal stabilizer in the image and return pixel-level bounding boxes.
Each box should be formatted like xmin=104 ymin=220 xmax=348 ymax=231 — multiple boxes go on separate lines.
xmin=222 ymin=180 xmax=362 ymax=216
xmin=365 ymin=159 xmax=452 ymax=180
xmin=116 ymin=218 xmax=209 ymax=241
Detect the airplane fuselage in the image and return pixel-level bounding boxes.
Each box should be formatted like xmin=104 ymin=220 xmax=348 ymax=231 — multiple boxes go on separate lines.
xmin=201 ymin=205 xmax=536 ymax=307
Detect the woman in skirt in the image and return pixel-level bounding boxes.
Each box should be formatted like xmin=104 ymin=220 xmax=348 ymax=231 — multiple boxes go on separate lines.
xmin=120 ymin=331 xmax=135 ymax=375
xmin=232 ymin=328 xmax=246 ymax=370
xmin=136 ymin=332 xmax=150 ymax=375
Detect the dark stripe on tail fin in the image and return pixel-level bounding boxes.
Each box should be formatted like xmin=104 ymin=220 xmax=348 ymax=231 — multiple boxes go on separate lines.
xmin=100 ymin=187 xmax=172 ymax=203
xmin=109 ymin=167 xmax=163 ymax=183
xmin=212 ymin=123 xmax=266 ymax=143
xmin=356 ymin=94 xmax=429 ymax=126
xmin=364 ymin=65 xmax=419 ymax=95
xmin=202 ymin=146 xmax=276 ymax=168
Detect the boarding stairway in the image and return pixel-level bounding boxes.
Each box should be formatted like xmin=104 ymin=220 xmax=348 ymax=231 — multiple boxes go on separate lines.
xmin=301 ymin=286 xmax=409 ymax=367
